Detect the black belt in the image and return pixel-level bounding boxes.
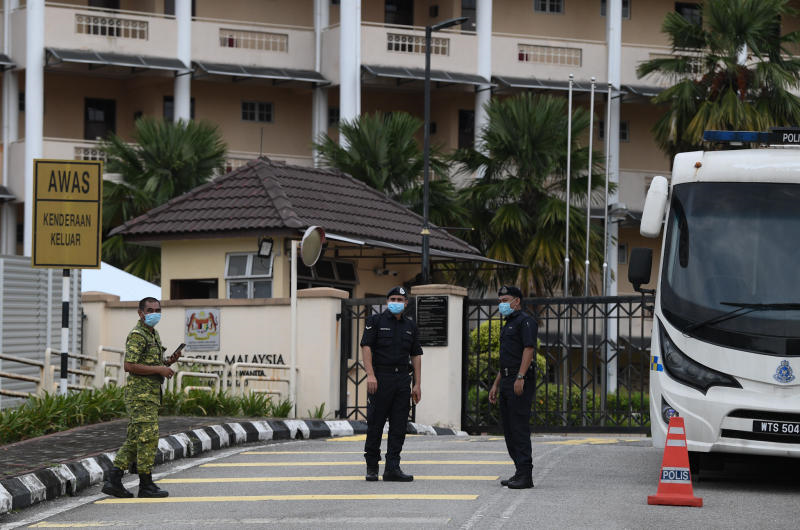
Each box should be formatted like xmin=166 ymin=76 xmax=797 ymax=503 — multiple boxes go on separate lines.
xmin=500 ymin=367 xmax=530 ymax=378
xmin=374 ymin=364 xmax=409 ymax=374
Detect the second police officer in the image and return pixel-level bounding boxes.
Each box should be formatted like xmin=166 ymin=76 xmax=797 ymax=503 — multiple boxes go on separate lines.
xmin=489 ymin=285 xmax=538 ymax=489
xmin=360 ymin=286 xmax=423 ymax=482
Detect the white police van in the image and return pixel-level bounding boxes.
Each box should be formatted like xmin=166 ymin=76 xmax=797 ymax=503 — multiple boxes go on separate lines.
xmin=629 ymin=128 xmax=800 ymax=468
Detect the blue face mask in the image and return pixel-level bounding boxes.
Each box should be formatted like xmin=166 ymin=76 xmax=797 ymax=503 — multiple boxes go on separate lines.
xmin=388 ymin=302 xmax=405 ymax=315
xmin=498 ymin=302 xmax=514 ymax=317
xmin=144 ymin=313 xmax=161 ymax=327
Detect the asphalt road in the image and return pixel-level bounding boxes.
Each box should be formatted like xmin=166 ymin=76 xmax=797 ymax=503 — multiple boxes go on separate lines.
xmin=3 ymin=433 xmax=800 ymax=529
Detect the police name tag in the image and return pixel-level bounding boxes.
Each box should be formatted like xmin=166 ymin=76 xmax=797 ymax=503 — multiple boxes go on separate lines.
xmin=753 ymin=420 xmax=800 ymax=436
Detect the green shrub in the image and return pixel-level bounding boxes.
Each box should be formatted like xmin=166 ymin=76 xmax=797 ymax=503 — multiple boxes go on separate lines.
xmin=307 ymin=402 xmax=327 ymax=419
xmin=240 ymin=392 xmax=272 ymax=417
xmin=269 ymin=398 xmax=293 ymax=418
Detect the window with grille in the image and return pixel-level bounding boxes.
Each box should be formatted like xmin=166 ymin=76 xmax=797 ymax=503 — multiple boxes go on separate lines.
xmin=599 ymin=120 xmax=630 ymax=142
xmin=534 ymin=0 xmax=564 ymax=14
xmin=518 ymin=44 xmax=581 ymax=66
xmin=242 ymin=101 xmax=273 ymax=123
xmin=225 ymin=253 xmax=273 ymax=299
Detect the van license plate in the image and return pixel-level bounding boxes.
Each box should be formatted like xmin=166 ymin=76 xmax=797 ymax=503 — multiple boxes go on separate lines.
xmin=753 ymin=420 xmax=800 ymax=435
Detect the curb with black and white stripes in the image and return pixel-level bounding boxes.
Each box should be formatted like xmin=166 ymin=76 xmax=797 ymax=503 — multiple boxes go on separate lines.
xmin=0 ymin=419 xmax=464 ymax=514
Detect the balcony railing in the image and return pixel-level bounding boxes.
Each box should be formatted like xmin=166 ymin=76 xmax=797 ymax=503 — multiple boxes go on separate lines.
xmin=75 ymin=13 xmax=148 ymax=40
xmin=518 ymin=43 xmax=581 ymax=67
xmin=386 ymin=33 xmax=449 ymax=55
xmin=219 ymin=28 xmax=288 ymax=53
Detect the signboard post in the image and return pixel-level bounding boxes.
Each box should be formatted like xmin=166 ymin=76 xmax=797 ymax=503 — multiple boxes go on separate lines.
xmin=32 ymin=159 xmax=103 ymax=394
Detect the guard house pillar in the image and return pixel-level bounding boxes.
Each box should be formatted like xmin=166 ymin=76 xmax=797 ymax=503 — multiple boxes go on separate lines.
xmin=410 ymin=284 xmax=467 ymax=430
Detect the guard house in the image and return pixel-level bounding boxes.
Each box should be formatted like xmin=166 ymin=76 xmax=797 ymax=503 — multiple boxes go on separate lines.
xmin=109 ymin=157 xmax=507 ymax=300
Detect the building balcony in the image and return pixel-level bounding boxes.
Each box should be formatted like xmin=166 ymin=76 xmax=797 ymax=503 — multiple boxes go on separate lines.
xmin=6 ymin=139 xmax=313 ymax=200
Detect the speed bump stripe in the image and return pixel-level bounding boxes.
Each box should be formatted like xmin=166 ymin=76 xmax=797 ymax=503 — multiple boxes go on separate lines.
xmin=96 ymin=494 xmax=478 ymax=504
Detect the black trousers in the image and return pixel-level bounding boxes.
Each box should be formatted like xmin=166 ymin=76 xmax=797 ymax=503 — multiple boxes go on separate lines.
xmin=498 ymin=375 xmax=534 ymax=476
xmin=364 ymin=372 xmax=411 ymax=469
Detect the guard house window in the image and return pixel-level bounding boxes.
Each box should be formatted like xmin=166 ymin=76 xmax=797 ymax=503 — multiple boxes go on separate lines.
xmin=675 ymin=3 xmax=701 ymax=26
xmin=599 ymin=120 xmax=630 ymax=142
xmin=458 ymin=109 xmax=475 ymax=149
xmin=163 ymin=96 xmax=195 ymax=122
xmin=385 ymin=0 xmax=413 ymax=26
xmin=242 ymin=101 xmax=273 ymax=123
xmin=461 ymin=0 xmax=477 ymax=31
xmin=171 ymin=279 xmax=218 ymax=300
xmin=534 ymin=0 xmax=564 ymax=14
xmin=297 ymin=258 xmax=357 ymax=294
xmin=601 ymin=0 xmax=630 ymax=19
xmin=225 ymin=253 xmax=273 ymax=299
xmin=84 ymin=98 xmax=116 ymax=140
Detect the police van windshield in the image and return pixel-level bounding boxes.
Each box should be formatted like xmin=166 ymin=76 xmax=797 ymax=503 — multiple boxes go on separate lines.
xmin=661 ymin=182 xmax=800 ymax=355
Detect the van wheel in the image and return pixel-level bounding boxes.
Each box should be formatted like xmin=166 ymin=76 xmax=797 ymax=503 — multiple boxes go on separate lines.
xmin=688 ymin=452 xmax=701 ymax=476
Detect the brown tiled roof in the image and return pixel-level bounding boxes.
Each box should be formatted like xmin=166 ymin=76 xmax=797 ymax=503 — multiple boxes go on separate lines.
xmin=109 ymin=158 xmax=480 ymax=255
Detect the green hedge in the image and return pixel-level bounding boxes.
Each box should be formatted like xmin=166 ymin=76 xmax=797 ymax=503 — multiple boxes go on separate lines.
xmin=0 ymin=386 xmax=294 ymax=445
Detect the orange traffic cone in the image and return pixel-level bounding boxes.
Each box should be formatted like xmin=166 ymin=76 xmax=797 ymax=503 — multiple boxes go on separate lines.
xmin=647 ymin=416 xmax=703 ymax=507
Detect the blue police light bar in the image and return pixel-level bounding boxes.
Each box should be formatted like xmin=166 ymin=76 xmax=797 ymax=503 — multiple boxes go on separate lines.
xmin=703 ymin=128 xmax=800 ymax=145
xmin=702 ymin=130 xmax=770 ymax=143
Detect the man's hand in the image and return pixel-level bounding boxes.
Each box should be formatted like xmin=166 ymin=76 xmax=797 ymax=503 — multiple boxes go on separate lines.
xmin=489 ymin=384 xmax=498 ymax=404
xmin=412 ymin=384 xmax=421 ymax=404
xmin=514 ymin=378 xmax=524 ymax=396
xmin=367 ymin=374 xmax=378 ymax=394
xmin=158 ymin=366 xmax=175 ymax=379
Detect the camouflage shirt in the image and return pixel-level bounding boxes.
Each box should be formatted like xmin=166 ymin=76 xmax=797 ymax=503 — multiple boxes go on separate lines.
xmin=124 ymin=319 xmax=165 ymax=404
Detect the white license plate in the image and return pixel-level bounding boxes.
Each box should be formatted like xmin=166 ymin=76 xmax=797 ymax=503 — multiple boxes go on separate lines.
xmin=753 ymin=420 xmax=800 ymax=435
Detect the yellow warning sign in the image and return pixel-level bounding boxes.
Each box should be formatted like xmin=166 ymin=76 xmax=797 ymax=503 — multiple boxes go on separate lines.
xmin=32 ymin=159 xmax=102 ymax=269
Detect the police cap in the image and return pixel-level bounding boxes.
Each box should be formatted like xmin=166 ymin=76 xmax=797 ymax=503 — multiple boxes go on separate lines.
xmin=498 ymin=285 xmax=523 ymax=299
xmin=387 ymin=286 xmax=409 ymax=299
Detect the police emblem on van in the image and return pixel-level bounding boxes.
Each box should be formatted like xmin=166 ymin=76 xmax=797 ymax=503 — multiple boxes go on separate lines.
xmin=773 ymin=360 xmax=796 ymax=384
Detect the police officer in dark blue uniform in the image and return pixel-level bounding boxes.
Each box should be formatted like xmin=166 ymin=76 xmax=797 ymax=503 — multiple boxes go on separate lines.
xmin=360 ymin=286 xmax=423 ymax=482
xmin=489 ymin=285 xmax=537 ymax=489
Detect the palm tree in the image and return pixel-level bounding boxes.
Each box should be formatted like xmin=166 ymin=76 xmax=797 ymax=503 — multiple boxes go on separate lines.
xmin=637 ymin=0 xmax=800 ymax=159
xmin=101 ymin=117 xmax=227 ymax=283
xmin=314 ymin=111 xmax=468 ymax=230
xmin=454 ymin=93 xmax=609 ymax=296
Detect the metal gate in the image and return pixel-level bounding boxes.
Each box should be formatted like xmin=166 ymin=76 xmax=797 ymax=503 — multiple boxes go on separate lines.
xmin=337 ymin=298 xmax=416 ymax=422
xmin=462 ymin=295 xmax=654 ymax=433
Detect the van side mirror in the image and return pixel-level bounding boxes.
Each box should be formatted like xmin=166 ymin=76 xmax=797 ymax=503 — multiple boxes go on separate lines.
xmin=640 ymin=176 xmax=668 ymax=238
xmin=628 ymin=247 xmax=653 ymax=293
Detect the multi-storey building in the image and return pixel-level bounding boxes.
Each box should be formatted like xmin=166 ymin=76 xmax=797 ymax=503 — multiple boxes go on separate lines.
xmin=1 ymin=0 xmax=729 ymax=296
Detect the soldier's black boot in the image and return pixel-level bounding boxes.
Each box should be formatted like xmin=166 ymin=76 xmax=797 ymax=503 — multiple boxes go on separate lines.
xmin=137 ymin=473 xmax=169 ymax=498
xmin=383 ymin=467 xmax=413 ymax=482
xmin=365 ymin=464 xmax=379 ymax=482
xmin=101 ymin=467 xmax=134 ymax=498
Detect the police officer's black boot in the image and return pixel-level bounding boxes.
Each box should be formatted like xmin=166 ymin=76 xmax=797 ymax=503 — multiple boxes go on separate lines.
xmin=383 ymin=466 xmax=413 ymax=482
xmin=137 ymin=473 xmax=169 ymax=498
xmin=507 ymin=473 xmax=534 ymax=489
xmin=500 ymin=472 xmax=519 ymax=486
xmin=365 ymin=464 xmax=379 ymax=482
xmin=101 ymin=467 xmax=134 ymax=498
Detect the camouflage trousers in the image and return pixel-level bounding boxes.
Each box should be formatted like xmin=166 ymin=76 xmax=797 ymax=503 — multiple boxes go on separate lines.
xmin=113 ymin=400 xmax=160 ymax=474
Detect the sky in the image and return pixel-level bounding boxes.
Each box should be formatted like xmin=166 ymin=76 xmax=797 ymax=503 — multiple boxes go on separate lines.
xmin=81 ymin=261 xmax=161 ymax=301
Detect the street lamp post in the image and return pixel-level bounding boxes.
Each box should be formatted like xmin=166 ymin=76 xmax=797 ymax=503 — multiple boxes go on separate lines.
xmin=421 ymin=16 xmax=468 ymax=284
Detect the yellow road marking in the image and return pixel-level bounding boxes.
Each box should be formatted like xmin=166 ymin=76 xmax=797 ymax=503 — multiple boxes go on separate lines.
xmin=541 ymin=437 xmax=643 ymax=445
xmin=96 ymin=494 xmax=478 ymax=504
xmin=242 ymin=450 xmax=508 ymax=455
xmin=28 ymin=521 xmax=107 ymax=528
xmin=327 ymin=434 xmax=424 ymax=442
xmin=158 ymin=475 xmax=499 ymax=483
xmin=201 ymin=460 xmax=510 ymax=467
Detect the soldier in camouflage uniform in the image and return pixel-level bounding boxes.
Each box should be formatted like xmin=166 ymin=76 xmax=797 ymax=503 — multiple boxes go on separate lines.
xmin=102 ymin=297 xmax=178 ymax=498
